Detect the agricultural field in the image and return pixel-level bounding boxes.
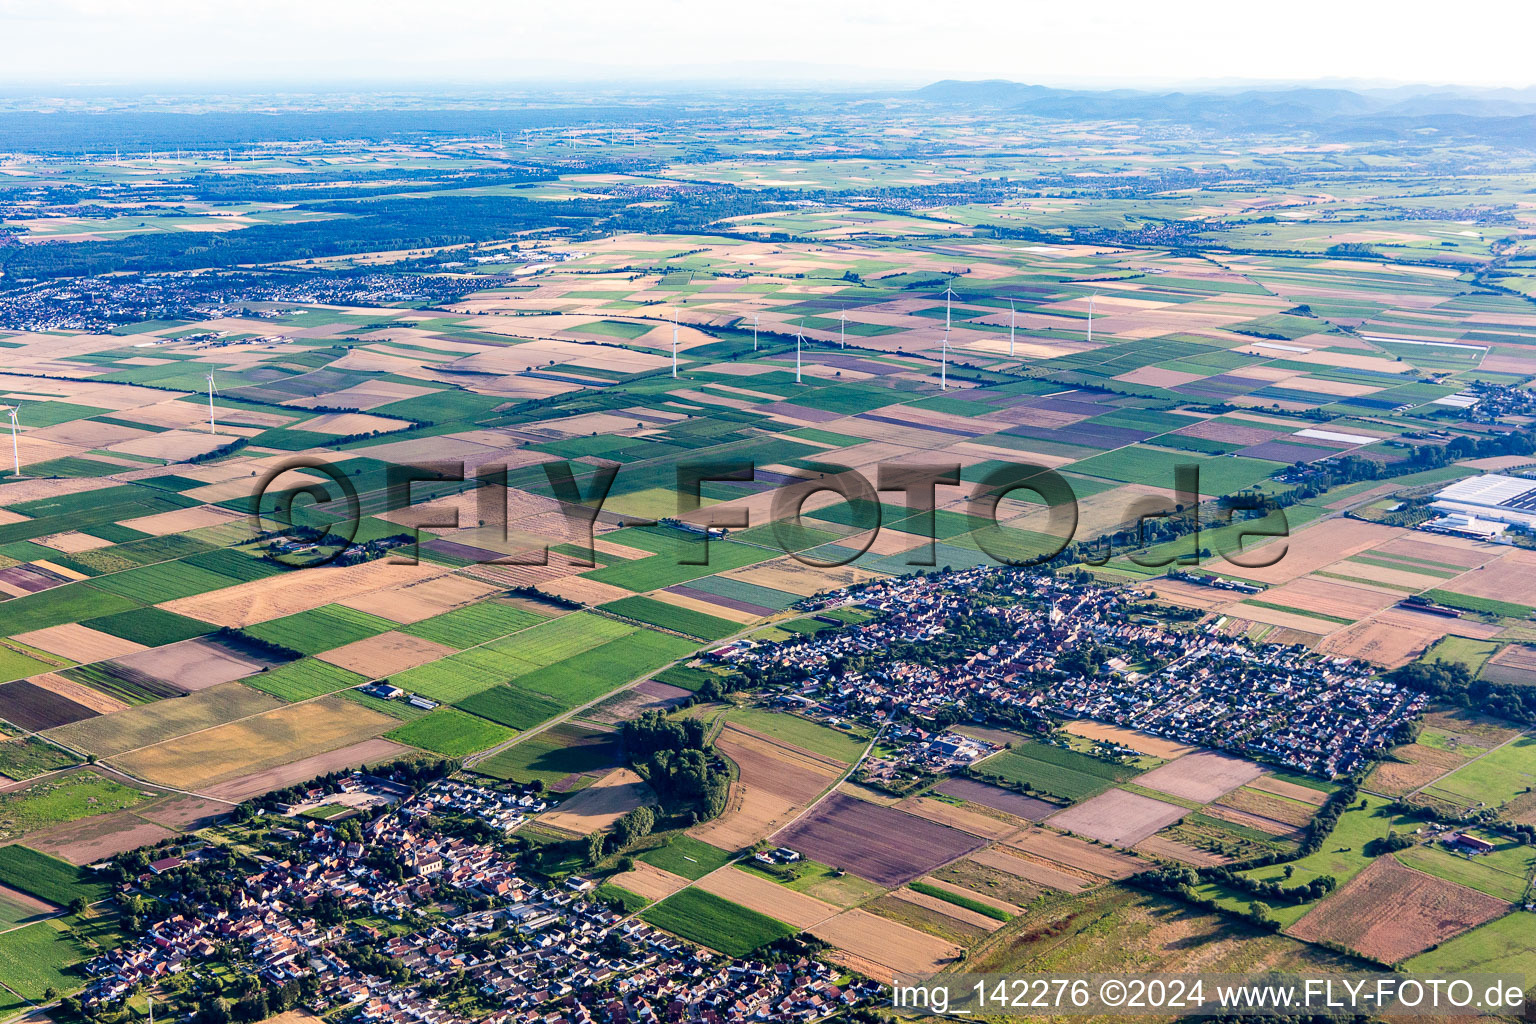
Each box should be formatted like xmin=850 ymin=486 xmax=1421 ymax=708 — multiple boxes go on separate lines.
xmin=5 ymin=84 xmax=1536 ymax=1009
xmin=971 ymin=741 xmax=1138 ymax=803
xmin=772 ymin=792 xmax=986 ymax=886
xmin=639 ymin=888 xmax=795 ymax=957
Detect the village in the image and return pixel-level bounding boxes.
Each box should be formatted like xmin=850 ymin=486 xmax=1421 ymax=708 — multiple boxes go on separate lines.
xmin=714 ymin=567 xmax=1425 ymax=780
xmin=79 ymin=771 xmax=880 ymax=1024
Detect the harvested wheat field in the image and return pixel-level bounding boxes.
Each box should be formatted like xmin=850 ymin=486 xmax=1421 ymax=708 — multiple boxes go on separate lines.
xmin=721 ymin=556 xmax=887 ymax=597
xmin=112 ymin=697 xmax=396 ymax=791
xmin=1233 ymin=520 xmax=1402 ymax=585
xmin=1247 ymin=776 xmax=1328 ymax=805
xmin=35 ymin=532 xmax=113 ymax=554
xmin=1061 ymin=720 xmax=1197 ymax=760
xmin=162 ymin=561 xmax=447 ymax=627
xmin=1202 ymin=804 xmax=1305 ymax=839
xmin=537 ymin=575 xmax=635 ymax=607
xmin=891 ymin=886 xmax=1005 ymax=932
xmin=1288 ymin=856 xmax=1507 ymax=964
xmin=607 ymin=861 xmax=689 ymax=902
xmin=106 ymin=637 xmax=272 ymax=692
xmin=25 ymin=673 xmax=128 ymax=715
xmin=1047 ymin=788 xmax=1188 ymax=847
xmin=1213 ymin=786 xmax=1319 ymax=828
xmin=1262 ymin=576 xmax=1401 ymax=622
xmin=317 ymin=632 xmax=457 ymax=677
xmin=340 ymin=572 xmax=500 ymax=624
xmin=1006 ymin=828 xmax=1146 ymax=880
xmin=687 ymin=724 xmax=843 ymax=851
xmin=1435 ymin=549 xmax=1536 ymax=603
xmin=1136 ymin=751 xmax=1266 ymax=803
xmin=117 ymin=504 xmax=242 ymax=536
xmin=697 ymin=867 xmax=840 ymax=929
xmin=811 ymin=907 xmax=960 ymax=980
xmin=201 ymin=738 xmax=414 ymax=802
xmin=13 ymin=623 xmax=146 ymax=663
xmin=1320 ymin=609 xmax=1498 ymax=667
xmin=538 ymin=768 xmax=655 ymax=835
xmin=138 ymin=793 xmax=233 ymax=829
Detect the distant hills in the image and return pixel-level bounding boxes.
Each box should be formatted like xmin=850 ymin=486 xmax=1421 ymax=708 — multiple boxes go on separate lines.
xmin=910 ymin=79 xmax=1536 ymax=140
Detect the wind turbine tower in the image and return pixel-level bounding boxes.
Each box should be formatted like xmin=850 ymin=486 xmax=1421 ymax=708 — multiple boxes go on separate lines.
xmin=205 ymin=373 xmax=218 ymax=433
xmin=1008 ymin=298 xmax=1017 ymax=359
xmin=940 ymin=325 xmax=951 ymax=391
xmin=671 ymin=312 xmax=679 ymax=378
xmin=4 ymin=404 xmax=18 ymax=478
xmin=839 ymin=308 xmax=846 ymax=349
xmin=795 ymin=324 xmax=803 ymax=384
xmin=752 ymin=312 xmax=759 ymax=352
xmin=1087 ymin=292 xmax=1095 ymax=343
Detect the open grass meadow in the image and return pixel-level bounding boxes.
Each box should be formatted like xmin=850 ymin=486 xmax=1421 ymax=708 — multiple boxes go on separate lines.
xmin=0 ymin=771 xmax=151 ymax=842
xmin=639 ymin=887 xmax=795 ymax=956
xmin=454 ymin=685 xmax=567 ymax=732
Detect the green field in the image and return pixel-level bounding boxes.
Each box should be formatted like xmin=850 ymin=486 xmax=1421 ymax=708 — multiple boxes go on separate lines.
xmin=501 ymin=628 xmax=699 ymax=709
xmin=0 ymin=732 xmax=80 ymax=781
xmin=1405 ymin=911 xmax=1536 ymax=980
xmin=79 ymin=607 xmax=212 ymax=647
xmin=243 ymin=658 xmax=369 ymax=702
xmin=596 ymin=883 xmax=650 ymax=913
xmin=0 ymin=647 xmax=51 ymax=685
xmin=454 ymin=685 xmax=567 ymax=732
xmin=385 ymin=708 xmax=515 ymax=757
xmin=908 ymin=880 xmax=1011 ymax=921
xmin=640 ymin=887 xmax=795 ymax=956
xmin=243 ymin=605 xmax=398 ymax=655
xmin=0 ymin=917 xmax=93 ymax=1002
xmin=0 ymin=771 xmax=151 ymax=842
xmin=599 ymin=596 xmax=739 ymax=641
xmin=725 ymin=706 xmax=871 ymax=764
xmin=636 ymin=835 xmax=733 ymax=879
xmin=1424 ymin=589 xmax=1535 ymax=620
xmin=1421 ymin=736 xmax=1536 ymax=810
xmin=473 ymin=724 xmax=621 ymax=787
xmin=975 ymin=741 xmax=1137 ymax=803
xmin=0 ymin=846 xmax=107 ymax=906
xmin=402 ymin=600 xmax=548 ymax=649
xmin=1395 ymin=840 xmax=1535 ymax=903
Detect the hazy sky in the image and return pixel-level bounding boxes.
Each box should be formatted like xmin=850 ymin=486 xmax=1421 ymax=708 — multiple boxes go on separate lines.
xmin=2 ymin=0 xmax=1532 ymax=90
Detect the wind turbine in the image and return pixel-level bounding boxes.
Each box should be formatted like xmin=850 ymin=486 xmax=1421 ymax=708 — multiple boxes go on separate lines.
xmin=1087 ymin=292 xmax=1095 ymax=343
xmin=795 ymin=322 xmax=803 ymax=384
xmin=839 ymin=308 xmax=846 ymax=349
xmin=205 ymin=372 xmax=218 ymax=433
xmin=752 ymin=313 xmax=759 ymax=352
xmin=1008 ymin=297 xmax=1017 ymax=359
xmin=943 ymin=283 xmax=959 ymax=333
xmin=940 ymin=325 xmax=950 ymax=391
xmin=670 ymin=310 xmax=679 ymax=379
xmin=4 ymin=403 xmax=19 ymax=478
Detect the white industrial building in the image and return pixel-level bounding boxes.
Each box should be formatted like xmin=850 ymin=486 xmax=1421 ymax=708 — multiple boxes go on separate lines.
xmin=1429 ymin=474 xmax=1536 ymax=531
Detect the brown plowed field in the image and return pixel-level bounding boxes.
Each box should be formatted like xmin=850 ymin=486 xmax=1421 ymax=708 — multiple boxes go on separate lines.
xmin=932 ymin=778 xmax=1056 ymax=821
xmin=1288 ymin=856 xmax=1507 ymax=964
xmin=198 ymin=738 xmax=413 ymax=802
xmin=29 ymin=810 xmax=176 ymax=865
xmin=773 ymin=792 xmax=985 ymax=886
